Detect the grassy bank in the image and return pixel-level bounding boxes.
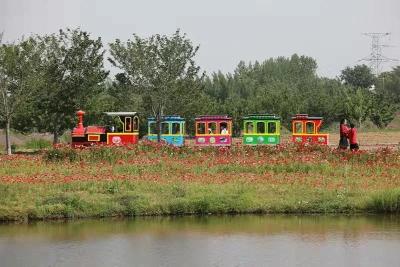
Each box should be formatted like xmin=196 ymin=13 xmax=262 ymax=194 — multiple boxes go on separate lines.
xmin=0 ymin=143 xmax=399 ymax=221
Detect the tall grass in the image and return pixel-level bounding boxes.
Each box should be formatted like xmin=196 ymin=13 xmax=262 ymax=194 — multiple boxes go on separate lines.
xmin=366 ymin=189 xmax=400 ymax=213
xmin=23 ymin=138 xmax=52 ymax=150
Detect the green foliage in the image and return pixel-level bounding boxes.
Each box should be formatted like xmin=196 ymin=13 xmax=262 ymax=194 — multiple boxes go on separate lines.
xmin=342 ymin=87 xmax=372 ymax=127
xmin=32 ymin=28 xmax=108 ymax=143
xmin=376 ymin=67 xmax=400 ymax=104
xmin=340 ymin=64 xmax=376 ymax=89
xmin=0 ymin=36 xmax=42 ymax=154
xmin=369 ymin=92 xmax=397 ymax=128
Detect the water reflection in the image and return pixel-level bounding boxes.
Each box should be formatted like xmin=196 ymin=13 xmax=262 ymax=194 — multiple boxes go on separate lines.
xmin=0 ymin=215 xmax=399 ymax=267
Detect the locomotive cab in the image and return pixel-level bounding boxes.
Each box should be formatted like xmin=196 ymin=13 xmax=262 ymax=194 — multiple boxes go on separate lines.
xmin=291 ymin=114 xmax=329 ymax=145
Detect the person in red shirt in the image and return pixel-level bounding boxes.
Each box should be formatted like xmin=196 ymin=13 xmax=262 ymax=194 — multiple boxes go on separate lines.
xmin=339 ymin=118 xmax=350 ymax=150
xmin=349 ymin=123 xmax=359 ymax=151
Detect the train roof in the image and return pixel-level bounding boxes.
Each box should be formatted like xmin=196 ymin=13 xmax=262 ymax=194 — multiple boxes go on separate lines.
xmin=148 ymin=115 xmax=185 ymax=122
xmin=104 ymin=112 xmax=138 ymax=117
xmin=195 ymin=115 xmax=232 ymax=121
xmin=243 ymin=114 xmax=280 ymax=120
xmin=291 ymin=114 xmax=323 ymax=120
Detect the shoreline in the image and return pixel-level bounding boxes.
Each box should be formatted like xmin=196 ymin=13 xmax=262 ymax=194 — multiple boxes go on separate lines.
xmin=1 ymin=180 xmax=399 ymax=223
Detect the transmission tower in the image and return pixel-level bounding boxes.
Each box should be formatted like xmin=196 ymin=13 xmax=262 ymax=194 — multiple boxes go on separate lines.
xmin=360 ymin=32 xmax=398 ymax=76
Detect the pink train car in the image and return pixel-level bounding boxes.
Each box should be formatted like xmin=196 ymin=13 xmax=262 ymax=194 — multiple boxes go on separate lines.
xmin=195 ymin=115 xmax=232 ymax=146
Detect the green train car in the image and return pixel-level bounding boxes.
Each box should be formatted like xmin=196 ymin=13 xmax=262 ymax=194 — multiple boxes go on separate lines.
xmin=242 ymin=114 xmax=281 ymax=145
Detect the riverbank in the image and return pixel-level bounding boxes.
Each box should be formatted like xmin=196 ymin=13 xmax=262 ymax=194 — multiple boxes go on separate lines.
xmin=0 ymin=143 xmax=399 ymax=221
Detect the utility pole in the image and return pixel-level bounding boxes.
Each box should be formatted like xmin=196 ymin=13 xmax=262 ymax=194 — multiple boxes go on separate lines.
xmin=360 ymin=32 xmax=398 ymax=76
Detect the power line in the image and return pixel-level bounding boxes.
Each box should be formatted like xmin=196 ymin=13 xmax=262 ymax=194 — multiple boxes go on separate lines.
xmin=359 ymin=32 xmax=398 ymax=76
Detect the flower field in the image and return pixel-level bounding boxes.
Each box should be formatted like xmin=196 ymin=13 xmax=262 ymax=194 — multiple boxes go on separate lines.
xmin=0 ymin=142 xmax=399 ymax=221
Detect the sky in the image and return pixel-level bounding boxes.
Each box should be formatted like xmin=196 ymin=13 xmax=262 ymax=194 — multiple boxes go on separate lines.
xmin=1 ymin=0 xmax=399 ymax=78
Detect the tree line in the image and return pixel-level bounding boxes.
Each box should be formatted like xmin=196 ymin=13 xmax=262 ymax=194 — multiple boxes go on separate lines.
xmin=1 ymin=28 xmax=399 ymax=154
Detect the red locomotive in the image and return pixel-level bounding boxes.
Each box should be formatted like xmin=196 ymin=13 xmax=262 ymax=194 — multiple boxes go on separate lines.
xmin=71 ymin=110 xmax=139 ymax=147
xmin=291 ymin=114 xmax=329 ymax=145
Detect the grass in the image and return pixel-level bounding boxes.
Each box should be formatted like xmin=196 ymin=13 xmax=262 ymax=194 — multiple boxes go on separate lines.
xmin=0 ymin=143 xmax=400 ymax=221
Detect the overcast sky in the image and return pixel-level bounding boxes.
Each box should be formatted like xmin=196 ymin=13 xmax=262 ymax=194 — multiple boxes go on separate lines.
xmin=1 ymin=0 xmax=399 ymax=78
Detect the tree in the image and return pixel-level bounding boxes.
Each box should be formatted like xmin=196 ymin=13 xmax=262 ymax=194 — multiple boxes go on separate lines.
xmin=376 ymin=66 xmax=400 ymax=104
xmin=340 ymin=64 xmax=376 ymax=89
xmin=369 ymin=92 xmax=397 ymax=128
xmin=0 ymin=36 xmax=41 ymax=154
xmin=342 ymin=87 xmax=372 ymax=128
xmin=34 ymin=28 xmax=108 ymax=143
xmin=109 ymin=29 xmax=203 ymax=142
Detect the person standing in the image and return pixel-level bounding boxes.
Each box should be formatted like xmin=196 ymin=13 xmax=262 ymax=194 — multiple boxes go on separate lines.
xmin=349 ymin=123 xmax=359 ymax=151
xmin=339 ymin=118 xmax=350 ymax=150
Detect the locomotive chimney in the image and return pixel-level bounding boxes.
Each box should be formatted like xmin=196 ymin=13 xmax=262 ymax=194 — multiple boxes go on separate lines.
xmin=76 ymin=110 xmax=85 ymax=129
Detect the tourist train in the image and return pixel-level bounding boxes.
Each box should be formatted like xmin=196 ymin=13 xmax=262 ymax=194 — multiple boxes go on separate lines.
xmin=71 ymin=110 xmax=329 ymax=147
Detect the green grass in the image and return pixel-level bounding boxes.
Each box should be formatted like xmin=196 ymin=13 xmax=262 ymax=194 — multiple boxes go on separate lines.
xmin=0 ymin=180 xmax=398 ymax=222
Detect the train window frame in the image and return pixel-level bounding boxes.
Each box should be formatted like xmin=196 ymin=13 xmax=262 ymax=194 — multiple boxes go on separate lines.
xmin=171 ymin=122 xmax=181 ymax=135
xmin=149 ymin=122 xmax=157 ymax=135
xmin=219 ymin=121 xmax=229 ymax=134
xmin=294 ymin=121 xmax=303 ymax=134
xmin=181 ymin=122 xmax=186 ymax=135
xmin=124 ymin=117 xmax=132 ymax=132
xmin=208 ymin=122 xmax=217 ymax=134
xmin=197 ymin=122 xmax=206 ymax=135
xmin=161 ymin=122 xmax=170 ymax=135
xmin=306 ymin=121 xmax=315 ymax=134
xmin=133 ymin=116 xmax=139 ymax=131
xmin=267 ymin=121 xmax=276 ymax=134
xmin=245 ymin=121 xmax=254 ymax=134
xmin=256 ymin=121 xmax=266 ymax=134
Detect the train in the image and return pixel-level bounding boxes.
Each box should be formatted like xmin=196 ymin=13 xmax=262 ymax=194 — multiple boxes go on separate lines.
xmin=71 ymin=110 xmax=329 ymax=147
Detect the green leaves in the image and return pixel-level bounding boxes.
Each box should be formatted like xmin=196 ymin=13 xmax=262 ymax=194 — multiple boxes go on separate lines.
xmin=32 ymin=28 xmax=108 ymax=142
xmin=109 ymin=29 xmax=205 ymax=136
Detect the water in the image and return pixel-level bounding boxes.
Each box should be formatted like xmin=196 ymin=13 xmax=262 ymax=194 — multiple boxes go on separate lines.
xmin=0 ymin=215 xmax=399 ymax=267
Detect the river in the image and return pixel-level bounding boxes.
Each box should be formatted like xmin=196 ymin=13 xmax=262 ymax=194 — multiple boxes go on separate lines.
xmin=0 ymin=215 xmax=399 ymax=267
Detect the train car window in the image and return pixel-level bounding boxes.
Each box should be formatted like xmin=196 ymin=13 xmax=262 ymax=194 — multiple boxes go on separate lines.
xmin=208 ymin=122 xmax=217 ymax=134
xmin=125 ymin=117 xmax=132 ymax=132
xmin=306 ymin=122 xmax=315 ymax=134
xmin=133 ymin=116 xmax=139 ymax=131
xmin=161 ymin=122 xmax=170 ymax=135
xmin=149 ymin=122 xmax=157 ymax=134
xmin=115 ymin=117 xmax=124 ymax=132
xmin=197 ymin=122 xmax=206 ymax=134
xmin=268 ymin=122 xmax=276 ymax=134
xmin=294 ymin=121 xmax=303 ymax=133
xmin=172 ymin=122 xmax=181 ymax=135
xmin=245 ymin=122 xmax=253 ymax=134
xmin=257 ymin=122 xmax=265 ymax=134
xmin=220 ymin=122 xmax=228 ymax=134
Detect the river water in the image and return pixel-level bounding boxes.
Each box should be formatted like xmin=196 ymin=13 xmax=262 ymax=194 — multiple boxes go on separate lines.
xmin=0 ymin=215 xmax=399 ymax=267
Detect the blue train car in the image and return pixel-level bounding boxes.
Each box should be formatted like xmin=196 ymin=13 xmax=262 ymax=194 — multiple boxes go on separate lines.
xmin=147 ymin=116 xmax=185 ymax=146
